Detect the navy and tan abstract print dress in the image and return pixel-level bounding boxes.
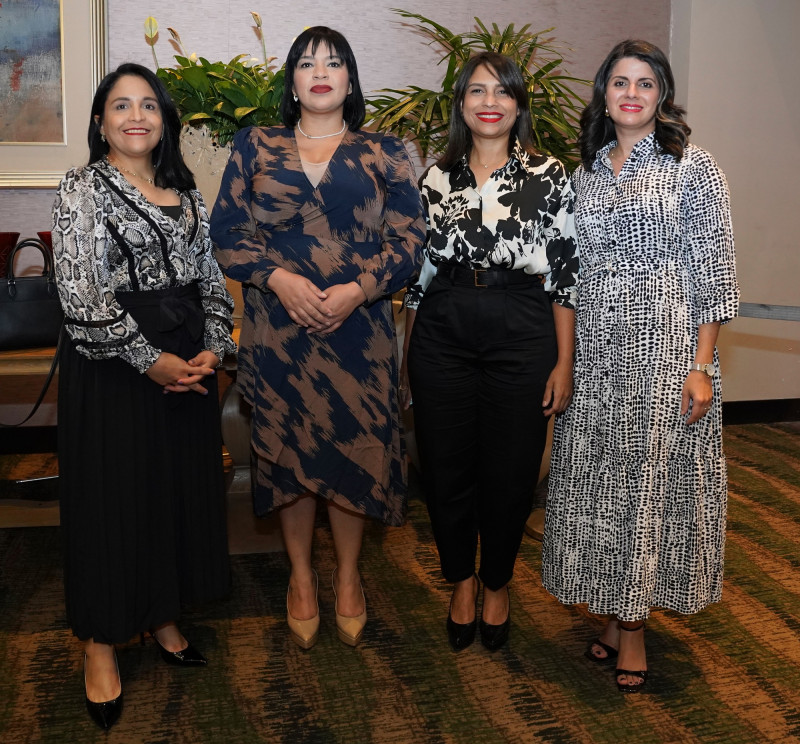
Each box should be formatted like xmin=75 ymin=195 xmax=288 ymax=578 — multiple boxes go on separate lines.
xmin=211 ymin=127 xmax=425 ymax=526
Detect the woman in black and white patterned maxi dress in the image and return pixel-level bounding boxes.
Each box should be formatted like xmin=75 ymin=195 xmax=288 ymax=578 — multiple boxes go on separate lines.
xmin=541 ymin=40 xmax=738 ymax=693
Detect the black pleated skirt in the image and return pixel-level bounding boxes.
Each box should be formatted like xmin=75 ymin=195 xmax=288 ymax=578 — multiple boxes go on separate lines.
xmin=57 ymin=284 xmax=230 ymax=643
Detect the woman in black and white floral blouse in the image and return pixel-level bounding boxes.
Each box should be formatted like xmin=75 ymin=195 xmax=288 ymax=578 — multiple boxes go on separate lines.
xmin=52 ymin=63 xmax=235 ymax=730
xmin=401 ymin=52 xmax=578 ymax=652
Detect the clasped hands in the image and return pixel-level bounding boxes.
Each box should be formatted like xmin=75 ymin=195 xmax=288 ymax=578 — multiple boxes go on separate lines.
xmin=146 ymin=349 xmax=219 ymax=395
xmin=268 ymin=267 xmax=367 ymax=335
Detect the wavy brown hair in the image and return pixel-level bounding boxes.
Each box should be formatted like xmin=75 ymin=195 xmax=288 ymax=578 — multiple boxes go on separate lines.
xmin=578 ymin=39 xmax=691 ymax=169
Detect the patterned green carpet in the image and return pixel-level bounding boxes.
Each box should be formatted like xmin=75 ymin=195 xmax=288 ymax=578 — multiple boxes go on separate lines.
xmin=0 ymin=423 xmax=798 ymax=743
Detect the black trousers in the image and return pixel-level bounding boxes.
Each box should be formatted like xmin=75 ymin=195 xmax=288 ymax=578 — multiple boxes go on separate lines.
xmin=407 ymin=275 xmax=556 ymax=590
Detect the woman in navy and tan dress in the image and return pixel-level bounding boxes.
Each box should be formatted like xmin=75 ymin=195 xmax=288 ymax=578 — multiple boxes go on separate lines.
xmin=211 ymin=27 xmax=425 ymax=649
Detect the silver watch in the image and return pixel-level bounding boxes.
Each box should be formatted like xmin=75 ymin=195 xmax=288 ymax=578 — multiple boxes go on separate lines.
xmin=689 ymin=363 xmax=715 ymax=377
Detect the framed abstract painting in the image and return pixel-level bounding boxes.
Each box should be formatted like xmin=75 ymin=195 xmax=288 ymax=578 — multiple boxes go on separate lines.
xmin=0 ymin=0 xmax=106 ymax=187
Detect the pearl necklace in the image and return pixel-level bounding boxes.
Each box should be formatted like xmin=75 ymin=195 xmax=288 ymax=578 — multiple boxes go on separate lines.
xmin=296 ymin=120 xmax=346 ymax=139
xmin=108 ymin=156 xmax=154 ymax=185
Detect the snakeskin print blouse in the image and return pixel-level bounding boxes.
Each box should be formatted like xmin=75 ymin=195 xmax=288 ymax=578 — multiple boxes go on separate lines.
xmin=52 ymin=158 xmax=236 ymax=373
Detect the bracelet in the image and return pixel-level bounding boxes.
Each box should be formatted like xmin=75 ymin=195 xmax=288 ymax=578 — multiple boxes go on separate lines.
xmin=689 ymin=363 xmax=715 ymax=377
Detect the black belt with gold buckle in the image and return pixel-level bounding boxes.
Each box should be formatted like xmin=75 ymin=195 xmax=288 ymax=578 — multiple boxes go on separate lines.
xmin=436 ymin=263 xmax=544 ymax=288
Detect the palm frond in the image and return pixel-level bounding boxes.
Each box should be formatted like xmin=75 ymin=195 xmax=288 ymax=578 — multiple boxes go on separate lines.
xmin=366 ymin=10 xmax=589 ymax=169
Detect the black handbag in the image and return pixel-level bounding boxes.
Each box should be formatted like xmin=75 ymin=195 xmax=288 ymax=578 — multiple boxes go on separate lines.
xmin=0 ymin=237 xmax=64 ymax=351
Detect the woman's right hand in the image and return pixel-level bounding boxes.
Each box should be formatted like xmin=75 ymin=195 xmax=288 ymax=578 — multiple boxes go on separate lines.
xmin=146 ymin=352 xmax=215 ymax=395
xmin=267 ymin=267 xmax=333 ymax=331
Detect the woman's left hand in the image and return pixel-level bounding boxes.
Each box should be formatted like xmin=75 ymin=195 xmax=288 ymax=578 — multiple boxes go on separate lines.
xmin=165 ymin=350 xmax=219 ymax=394
xmin=311 ymin=282 xmax=367 ymax=335
xmin=681 ymin=372 xmax=713 ymax=425
xmin=543 ymin=361 xmax=574 ymax=416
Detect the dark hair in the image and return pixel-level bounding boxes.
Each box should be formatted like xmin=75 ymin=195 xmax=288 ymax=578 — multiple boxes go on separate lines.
xmin=280 ymin=27 xmax=366 ymax=130
xmin=578 ymin=39 xmax=691 ymax=169
xmin=88 ymin=62 xmax=196 ymax=191
xmin=437 ymin=52 xmax=537 ymax=173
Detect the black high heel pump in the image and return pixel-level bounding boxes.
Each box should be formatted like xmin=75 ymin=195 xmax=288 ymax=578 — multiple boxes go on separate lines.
xmin=144 ymin=629 xmax=208 ymax=667
xmin=479 ymin=586 xmax=511 ymax=651
xmin=84 ymin=650 xmax=123 ymax=730
xmin=447 ymin=574 xmax=480 ymax=651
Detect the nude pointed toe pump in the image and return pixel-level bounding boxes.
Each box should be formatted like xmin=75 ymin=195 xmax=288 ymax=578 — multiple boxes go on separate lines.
xmin=287 ymin=570 xmax=320 ymax=650
xmin=332 ymin=568 xmax=367 ymax=647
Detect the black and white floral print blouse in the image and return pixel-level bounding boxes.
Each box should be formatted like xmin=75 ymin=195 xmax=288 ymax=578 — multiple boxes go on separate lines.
xmin=404 ymin=141 xmax=579 ymax=309
xmin=52 ymin=158 xmax=236 ymax=373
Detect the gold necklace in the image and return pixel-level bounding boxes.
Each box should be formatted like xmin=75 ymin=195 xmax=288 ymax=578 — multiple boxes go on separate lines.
xmin=108 ymin=156 xmax=155 ymax=185
xmin=472 ymin=153 xmax=508 ymax=170
xmin=482 ymin=161 xmax=504 ymax=169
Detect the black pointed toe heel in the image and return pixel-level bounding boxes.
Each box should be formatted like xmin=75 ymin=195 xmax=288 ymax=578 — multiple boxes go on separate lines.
xmin=479 ymin=586 xmax=510 ymax=652
xmin=84 ymin=651 xmax=123 ymax=730
xmin=447 ymin=574 xmax=480 ymax=652
xmin=151 ymin=631 xmax=208 ymax=667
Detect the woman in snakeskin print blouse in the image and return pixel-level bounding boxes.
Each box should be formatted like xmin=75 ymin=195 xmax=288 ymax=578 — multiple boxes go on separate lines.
xmin=52 ymin=63 xmax=235 ymax=729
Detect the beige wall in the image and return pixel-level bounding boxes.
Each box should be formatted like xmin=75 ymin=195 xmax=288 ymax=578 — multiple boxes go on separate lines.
xmin=1 ymin=0 xmax=669 ymax=239
xmin=4 ymin=1 xmax=796 ymax=404
xmin=670 ymin=0 xmax=800 ymax=401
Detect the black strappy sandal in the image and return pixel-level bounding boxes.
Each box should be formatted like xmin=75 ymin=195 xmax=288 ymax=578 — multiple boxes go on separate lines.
xmin=584 ymin=638 xmax=619 ymax=664
xmin=615 ymin=622 xmax=648 ymax=693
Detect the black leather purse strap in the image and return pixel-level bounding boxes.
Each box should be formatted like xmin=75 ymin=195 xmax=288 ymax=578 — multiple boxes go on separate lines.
xmin=0 ymin=321 xmax=65 ymax=428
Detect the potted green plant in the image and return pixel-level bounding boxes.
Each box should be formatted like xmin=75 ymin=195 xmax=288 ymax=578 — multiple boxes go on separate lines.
xmin=144 ymin=14 xmax=285 ymax=146
xmin=367 ymin=10 xmax=589 ymax=169
xmin=145 ymin=10 xmax=587 ymax=166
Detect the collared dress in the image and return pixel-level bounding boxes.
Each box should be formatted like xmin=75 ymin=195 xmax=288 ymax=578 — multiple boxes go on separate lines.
xmin=52 ymin=159 xmax=236 ymax=643
xmin=541 ymin=133 xmax=740 ymax=620
xmin=211 ymin=126 xmax=426 ymax=526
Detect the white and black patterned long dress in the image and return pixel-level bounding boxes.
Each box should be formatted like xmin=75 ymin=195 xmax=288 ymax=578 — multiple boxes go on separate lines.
xmin=541 ymin=134 xmax=739 ymax=621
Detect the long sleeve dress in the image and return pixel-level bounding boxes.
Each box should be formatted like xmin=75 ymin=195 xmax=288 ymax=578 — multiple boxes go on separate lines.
xmin=541 ymin=134 xmax=739 ymax=621
xmin=211 ymin=127 xmax=426 ymax=526
xmin=53 ymin=159 xmax=236 ymax=643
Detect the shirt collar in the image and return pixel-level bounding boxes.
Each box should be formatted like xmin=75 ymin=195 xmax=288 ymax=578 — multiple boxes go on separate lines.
xmin=596 ymin=131 xmax=658 ymax=172
xmin=452 ymin=140 xmax=528 ymax=187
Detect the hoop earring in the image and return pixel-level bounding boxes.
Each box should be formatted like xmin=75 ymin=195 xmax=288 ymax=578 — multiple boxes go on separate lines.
xmin=293 ymin=93 xmax=298 ymax=102
xmin=101 ymin=133 xmax=106 ymax=142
